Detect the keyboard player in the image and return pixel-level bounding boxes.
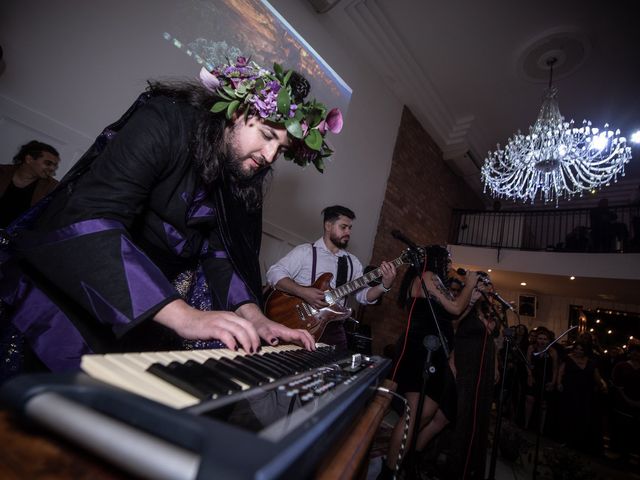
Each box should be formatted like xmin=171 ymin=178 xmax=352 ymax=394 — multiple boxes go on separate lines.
xmin=0 ymin=56 xmax=348 ymax=382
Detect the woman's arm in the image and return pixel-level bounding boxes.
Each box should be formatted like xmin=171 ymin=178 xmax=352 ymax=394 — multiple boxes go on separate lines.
xmin=413 ymin=271 xmax=479 ymax=316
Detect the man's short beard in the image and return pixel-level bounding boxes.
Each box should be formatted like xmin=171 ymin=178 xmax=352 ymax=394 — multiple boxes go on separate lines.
xmin=330 ymin=234 xmax=349 ymax=249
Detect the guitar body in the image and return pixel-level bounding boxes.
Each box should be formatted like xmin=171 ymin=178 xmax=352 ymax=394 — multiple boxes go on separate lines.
xmin=264 ymin=273 xmax=352 ymax=340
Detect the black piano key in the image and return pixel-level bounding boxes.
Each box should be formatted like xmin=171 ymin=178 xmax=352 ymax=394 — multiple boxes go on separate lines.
xmin=254 ymin=353 xmax=296 ymax=376
xmin=183 ymin=360 xmax=242 ymax=393
xmin=220 ymin=356 xmax=273 ymax=382
xmin=238 ymin=355 xmax=284 ymax=379
xmin=203 ymin=357 xmax=263 ymax=387
xmin=282 ymin=349 xmax=325 ymax=368
xmin=289 ymin=349 xmax=332 ymax=367
xmin=147 ymin=363 xmax=211 ymax=400
xmin=263 ymin=351 xmax=306 ymax=372
xmin=166 ymin=362 xmax=229 ymax=397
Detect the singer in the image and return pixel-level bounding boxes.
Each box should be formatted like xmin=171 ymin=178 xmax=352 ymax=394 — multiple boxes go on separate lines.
xmin=380 ymin=246 xmax=480 ymax=479
xmin=441 ymin=270 xmax=500 ymax=479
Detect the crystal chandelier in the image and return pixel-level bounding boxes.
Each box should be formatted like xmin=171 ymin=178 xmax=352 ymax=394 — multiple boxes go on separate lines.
xmin=481 ymin=58 xmax=632 ymax=204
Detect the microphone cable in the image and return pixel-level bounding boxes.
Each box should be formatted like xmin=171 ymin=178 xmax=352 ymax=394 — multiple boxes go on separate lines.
xmin=391 ymin=256 xmax=428 ymax=383
xmin=462 ymin=315 xmax=491 ymax=480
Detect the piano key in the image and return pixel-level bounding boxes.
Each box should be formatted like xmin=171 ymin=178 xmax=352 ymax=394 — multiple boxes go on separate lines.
xmin=182 ymin=360 xmax=242 ymax=393
xmin=237 ymin=356 xmax=283 ymax=379
xmin=147 ymin=363 xmax=213 ymax=400
xmin=81 ymin=354 xmax=199 ymax=408
xmin=217 ymin=357 xmax=272 ymax=384
xmin=202 ymin=358 xmax=260 ymax=388
xmin=252 ymin=354 xmax=296 ymax=376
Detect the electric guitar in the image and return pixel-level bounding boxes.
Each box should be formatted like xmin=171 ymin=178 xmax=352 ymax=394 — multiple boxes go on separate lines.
xmin=264 ymin=247 xmax=425 ymax=340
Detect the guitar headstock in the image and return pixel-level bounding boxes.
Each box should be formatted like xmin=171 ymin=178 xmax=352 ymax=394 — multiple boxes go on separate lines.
xmin=399 ymin=246 xmax=426 ymax=267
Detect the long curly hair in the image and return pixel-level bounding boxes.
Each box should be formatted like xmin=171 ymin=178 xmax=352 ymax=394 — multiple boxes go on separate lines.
xmin=396 ymin=245 xmax=450 ymax=307
xmin=145 ymin=80 xmax=269 ymax=212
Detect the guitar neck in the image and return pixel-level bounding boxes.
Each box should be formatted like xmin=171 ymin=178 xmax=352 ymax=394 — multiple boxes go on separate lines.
xmin=330 ymin=255 xmax=406 ymax=300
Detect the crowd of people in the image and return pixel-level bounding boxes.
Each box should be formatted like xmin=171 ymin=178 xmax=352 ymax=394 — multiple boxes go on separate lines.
xmin=499 ymin=324 xmax=640 ymax=462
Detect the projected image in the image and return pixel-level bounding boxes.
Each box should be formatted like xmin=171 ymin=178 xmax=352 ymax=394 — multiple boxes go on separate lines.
xmin=163 ymin=0 xmax=351 ymax=116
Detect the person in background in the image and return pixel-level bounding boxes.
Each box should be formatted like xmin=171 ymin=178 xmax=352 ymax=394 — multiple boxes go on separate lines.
xmin=0 ymin=140 xmax=60 ymax=227
xmin=524 ymin=328 xmax=558 ymax=431
xmin=378 ymin=246 xmax=479 ymax=479
xmin=557 ymin=340 xmax=607 ymax=454
xmin=266 ymin=205 xmax=396 ymax=350
xmin=610 ymin=338 xmax=640 ymax=462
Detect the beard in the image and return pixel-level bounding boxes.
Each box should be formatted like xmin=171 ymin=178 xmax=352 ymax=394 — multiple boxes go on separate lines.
xmin=330 ymin=233 xmax=349 ymax=249
xmin=222 ymin=127 xmax=268 ymax=183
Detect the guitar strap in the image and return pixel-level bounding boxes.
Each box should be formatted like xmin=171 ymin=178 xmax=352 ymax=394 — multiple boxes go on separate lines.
xmin=310 ymin=243 xmax=355 ymax=304
xmin=311 ymin=244 xmax=317 ymax=282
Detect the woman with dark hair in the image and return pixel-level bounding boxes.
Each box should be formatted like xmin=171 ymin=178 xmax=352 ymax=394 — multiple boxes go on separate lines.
xmin=557 ymin=340 xmax=607 ymax=453
xmin=379 ymin=246 xmax=479 ymax=478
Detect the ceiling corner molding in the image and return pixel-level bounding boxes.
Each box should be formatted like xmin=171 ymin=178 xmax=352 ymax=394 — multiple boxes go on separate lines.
xmin=344 ymin=0 xmax=473 ymax=158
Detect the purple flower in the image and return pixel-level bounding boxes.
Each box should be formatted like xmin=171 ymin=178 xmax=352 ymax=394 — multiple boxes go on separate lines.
xmin=289 ymin=104 xmax=298 ymax=118
xmin=266 ymin=80 xmax=281 ymax=93
xmin=325 ymin=108 xmax=343 ymax=134
xmin=199 ymin=67 xmax=220 ymax=92
xmin=252 ymin=91 xmax=277 ymax=118
xmin=235 ymin=56 xmax=248 ymax=67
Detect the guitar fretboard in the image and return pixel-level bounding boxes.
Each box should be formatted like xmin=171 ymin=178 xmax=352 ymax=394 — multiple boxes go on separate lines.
xmin=330 ymin=255 xmax=407 ymax=301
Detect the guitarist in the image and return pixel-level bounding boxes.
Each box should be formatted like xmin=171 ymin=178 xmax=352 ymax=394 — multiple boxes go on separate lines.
xmin=266 ymin=205 xmax=397 ymax=350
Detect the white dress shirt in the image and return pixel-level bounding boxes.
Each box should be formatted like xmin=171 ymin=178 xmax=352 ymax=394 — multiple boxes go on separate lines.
xmin=266 ymin=237 xmax=374 ymax=305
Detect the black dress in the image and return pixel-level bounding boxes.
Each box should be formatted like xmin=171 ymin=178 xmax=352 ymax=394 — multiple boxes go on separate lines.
xmin=561 ymin=357 xmax=603 ymax=454
xmin=393 ymin=297 xmax=457 ymax=422
xmin=448 ymin=309 xmax=496 ymax=479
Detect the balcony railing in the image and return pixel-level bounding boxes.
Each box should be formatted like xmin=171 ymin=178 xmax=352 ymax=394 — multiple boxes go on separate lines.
xmin=448 ymin=204 xmax=640 ymax=253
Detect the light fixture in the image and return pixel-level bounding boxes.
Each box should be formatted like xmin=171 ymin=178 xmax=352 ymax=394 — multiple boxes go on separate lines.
xmin=481 ymin=58 xmax=632 ymax=204
xmin=520 ymin=282 xmax=527 ymax=286
xmin=570 ymin=276 xmax=575 ymax=280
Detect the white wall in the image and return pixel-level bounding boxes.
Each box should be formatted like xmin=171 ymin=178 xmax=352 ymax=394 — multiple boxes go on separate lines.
xmin=0 ymin=0 xmax=403 ymax=272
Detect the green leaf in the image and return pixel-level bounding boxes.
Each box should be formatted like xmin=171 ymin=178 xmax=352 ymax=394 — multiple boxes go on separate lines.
xmin=222 ymin=85 xmax=237 ymax=98
xmin=226 ymin=100 xmax=240 ymax=119
xmin=313 ymin=158 xmax=325 ymax=173
xmin=277 ymin=88 xmax=291 ymax=116
xmin=283 ymin=70 xmax=292 ymax=86
xmin=273 ymin=63 xmax=283 ymax=78
xmin=211 ymin=101 xmax=228 ymax=113
xmin=285 ymin=119 xmax=304 ymax=139
xmin=304 ymin=129 xmax=323 ymax=151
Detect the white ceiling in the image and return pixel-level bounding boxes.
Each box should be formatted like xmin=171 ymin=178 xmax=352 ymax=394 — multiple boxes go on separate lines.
xmin=316 ymin=0 xmax=640 ymax=304
xmin=322 ymin=0 xmax=640 ymax=207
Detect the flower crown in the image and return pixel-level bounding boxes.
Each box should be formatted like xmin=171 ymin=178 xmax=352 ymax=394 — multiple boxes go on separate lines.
xmin=199 ymin=57 xmax=342 ymax=173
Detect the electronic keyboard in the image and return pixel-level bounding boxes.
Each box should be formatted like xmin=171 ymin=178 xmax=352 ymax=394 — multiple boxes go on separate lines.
xmin=0 ymin=344 xmax=391 ymax=480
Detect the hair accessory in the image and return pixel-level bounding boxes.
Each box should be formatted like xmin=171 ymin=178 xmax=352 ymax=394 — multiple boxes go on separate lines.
xmin=199 ymin=57 xmax=342 ymax=173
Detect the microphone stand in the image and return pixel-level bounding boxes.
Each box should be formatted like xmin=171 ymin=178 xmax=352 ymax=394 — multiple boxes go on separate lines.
xmin=403 ymin=249 xmax=450 ymax=479
xmin=531 ymin=325 xmax=577 ymax=480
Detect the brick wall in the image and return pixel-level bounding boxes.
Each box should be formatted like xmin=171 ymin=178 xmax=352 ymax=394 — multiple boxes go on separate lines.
xmin=360 ymin=106 xmax=482 ymax=354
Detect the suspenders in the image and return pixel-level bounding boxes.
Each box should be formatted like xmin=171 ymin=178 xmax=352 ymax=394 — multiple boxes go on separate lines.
xmin=309 ymin=244 xmax=353 ymax=284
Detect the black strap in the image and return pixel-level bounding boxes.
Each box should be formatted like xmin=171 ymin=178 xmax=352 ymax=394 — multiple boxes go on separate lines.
xmin=336 ymin=255 xmax=348 ymax=287
xmin=311 ymin=244 xmax=317 ymax=283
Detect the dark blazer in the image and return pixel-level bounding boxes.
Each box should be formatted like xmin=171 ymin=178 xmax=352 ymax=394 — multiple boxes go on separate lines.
xmin=0 ymin=164 xmax=58 ymax=205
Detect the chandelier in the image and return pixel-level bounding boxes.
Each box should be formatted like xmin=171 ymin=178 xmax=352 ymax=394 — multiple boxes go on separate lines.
xmin=481 ymin=58 xmax=632 ymax=204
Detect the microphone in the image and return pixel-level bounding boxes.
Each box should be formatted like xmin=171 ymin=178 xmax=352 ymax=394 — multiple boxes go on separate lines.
xmin=391 ymin=230 xmax=419 ymax=250
xmin=489 ymin=291 xmax=514 ymax=311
